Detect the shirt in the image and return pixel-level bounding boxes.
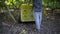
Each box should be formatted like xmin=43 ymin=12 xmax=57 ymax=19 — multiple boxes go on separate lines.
xmin=33 ymin=0 xmax=42 ymax=12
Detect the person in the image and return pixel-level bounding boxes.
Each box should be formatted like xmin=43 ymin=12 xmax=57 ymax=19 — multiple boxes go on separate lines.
xmin=33 ymin=0 xmax=42 ymax=32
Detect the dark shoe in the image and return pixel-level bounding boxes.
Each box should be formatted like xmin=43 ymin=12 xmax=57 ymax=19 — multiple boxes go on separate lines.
xmin=36 ymin=29 xmax=40 ymax=33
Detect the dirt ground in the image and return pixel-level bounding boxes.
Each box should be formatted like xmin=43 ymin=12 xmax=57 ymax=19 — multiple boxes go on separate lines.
xmin=0 ymin=13 xmax=60 ymax=34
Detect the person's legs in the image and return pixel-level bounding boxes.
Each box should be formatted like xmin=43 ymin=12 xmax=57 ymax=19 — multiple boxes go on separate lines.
xmin=34 ymin=12 xmax=41 ymax=32
xmin=39 ymin=11 xmax=42 ymax=28
xmin=38 ymin=12 xmax=42 ymax=32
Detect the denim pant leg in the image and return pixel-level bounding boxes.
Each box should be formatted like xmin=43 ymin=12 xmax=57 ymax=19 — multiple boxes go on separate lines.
xmin=39 ymin=11 xmax=42 ymax=26
xmin=34 ymin=12 xmax=42 ymax=30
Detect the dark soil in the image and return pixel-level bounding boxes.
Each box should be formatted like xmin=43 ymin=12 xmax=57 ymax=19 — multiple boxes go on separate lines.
xmin=0 ymin=13 xmax=60 ymax=34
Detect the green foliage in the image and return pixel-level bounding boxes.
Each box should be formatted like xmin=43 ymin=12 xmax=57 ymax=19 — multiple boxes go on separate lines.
xmin=0 ymin=0 xmax=33 ymax=9
xmin=0 ymin=0 xmax=6 ymax=9
xmin=42 ymin=0 xmax=60 ymax=8
xmin=0 ymin=0 xmax=60 ymax=9
xmin=5 ymin=0 xmax=19 ymax=9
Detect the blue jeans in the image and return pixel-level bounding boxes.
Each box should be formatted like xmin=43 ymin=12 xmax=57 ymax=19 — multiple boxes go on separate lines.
xmin=34 ymin=12 xmax=42 ymax=30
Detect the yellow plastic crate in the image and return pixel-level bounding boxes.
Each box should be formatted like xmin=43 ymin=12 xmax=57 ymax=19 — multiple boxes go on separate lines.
xmin=20 ymin=4 xmax=34 ymax=22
